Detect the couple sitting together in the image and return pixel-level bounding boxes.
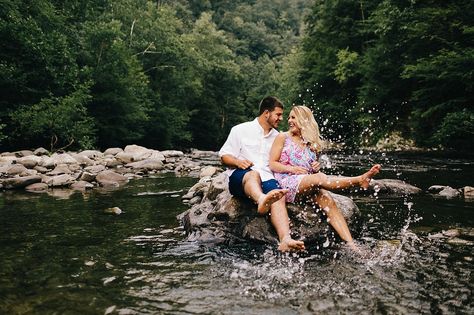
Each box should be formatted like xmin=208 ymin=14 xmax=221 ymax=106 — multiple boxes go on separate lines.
xmin=218 ymin=96 xmax=381 ymax=252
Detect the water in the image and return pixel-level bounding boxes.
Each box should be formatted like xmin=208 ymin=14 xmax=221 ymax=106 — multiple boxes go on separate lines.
xmin=1 ymin=153 xmax=473 ymax=314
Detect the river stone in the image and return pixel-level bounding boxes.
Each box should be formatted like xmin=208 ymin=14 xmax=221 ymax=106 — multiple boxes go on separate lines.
xmin=45 ymin=174 xmax=76 ymax=187
xmin=84 ymin=164 xmax=106 ymax=174
xmin=369 ymin=179 xmax=422 ymax=195
xmin=428 ymin=185 xmax=446 ymax=193
xmin=105 ymin=158 xmax=123 ymax=168
xmin=34 ymin=147 xmax=49 ymax=156
xmin=125 ymin=158 xmax=164 ymax=171
xmin=161 ymin=150 xmax=184 ymax=158
xmin=80 ymin=171 xmax=96 ymax=182
xmin=25 ymin=182 xmax=48 ymax=192
xmin=71 ymin=181 xmax=94 ymax=190
xmin=115 ymin=152 xmax=134 ymax=164
xmin=463 ymin=186 xmax=474 ymax=199
xmin=78 ymin=150 xmax=103 ymax=159
xmin=200 ymin=166 xmax=218 ymax=178
xmin=0 ymin=156 xmax=16 ymax=164
xmin=6 ymin=164 xmax=29 ymax=176
xmin=104 ymin=147 xmax=123 ymax=156
xmin=16 ymin=156 xmax=42 ymax=169
xmin=71 ymin=153 xmax=95 ymax=166
xmin=48 ymin=164 xmax=73 ymax=175
xmin=50 ymin=153 xmax=78 ymax=165
xmin=96 ymin=170 xmax=128 ymax=187
xmin=1 ymin=175 xmax=42 ymax=189
xmin=439 ymin=187 xmax=461 ymax=198
xmin=104 ymin=207 xmax=122 ymax=215
xmin=14 ymin=150 xmax=34 ymax=157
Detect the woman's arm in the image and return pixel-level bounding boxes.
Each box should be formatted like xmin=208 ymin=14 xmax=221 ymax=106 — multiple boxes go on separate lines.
xmin=269 ymin=133 xmax=307 ymax=174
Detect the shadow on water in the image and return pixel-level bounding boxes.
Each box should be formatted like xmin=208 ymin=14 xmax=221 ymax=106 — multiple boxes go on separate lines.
xmin=0 ymin=153 xmax=473 ymax=314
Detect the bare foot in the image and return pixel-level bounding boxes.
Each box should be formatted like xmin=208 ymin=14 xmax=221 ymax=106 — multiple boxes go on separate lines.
xmin=360 ymin=164 xmax=381 ymax=190
xmin=346 ymin=241 xmax=371 ymax=258
xmin=257 ymin=189 xmax=288 ymax=214
xmin=278 ymin=236 xmax=305 ymax=252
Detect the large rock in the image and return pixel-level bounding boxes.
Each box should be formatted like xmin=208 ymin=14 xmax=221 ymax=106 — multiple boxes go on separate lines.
xmin=464 ymin=186 xmax=474 ymax=199
xmin=369 ymin=179 xmax=422 ymax=195
xmin=45 ymin=174 xmax=76 ymax=187
xmin=125 ymin=158 xmax=164 ymax=171
xmin=95 ymin=170 xmax=128 ymax=187
xmin=1 ymin=175 xmax=42 ymax=189
xmin=16 ymin=156 xmax=42 ymax=169
xmin=104 ymin=147 xmax=123 ymax=156
xmin=49 ymin=153 xmax=78 ymax=165
xmin=77 ymin=150 xmax=103 ymax=160
xmin=178 ymin=174 xmax=360 ymax=247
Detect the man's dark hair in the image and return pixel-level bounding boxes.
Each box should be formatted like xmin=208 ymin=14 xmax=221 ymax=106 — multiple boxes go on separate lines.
xmin=258 ymin=96 xmax=283 ymax=115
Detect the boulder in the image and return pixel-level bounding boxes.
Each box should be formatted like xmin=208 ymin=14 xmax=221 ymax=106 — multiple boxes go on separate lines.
xmin=16 ymin=155 xmax=42 ymax=169
xmin=48 ymin=164 xmax=73 ymax=175
xmin=14 ymin=150 xmax=34 ymax=157
xmin=49 ymin=153 xmax=78 ymax=165
xmin=95 ymin=170 xmax=128 ymax=187
xmin=438 ymin=186 xmax=461 ymax=199
xmin=115 ymin=152 xmax=135 ymax=164
xmin=125 ymin=158 xmax=164 ymax=171
xmin=33 ymin=147 xmax=49 ymax=156
xmin=178 ymin=174 xmax=360 ymax=247
xmin=369 ymin=179 xmax=422 ymax=195
xmin=200 ymin=166 xmax=219 ymax=178
xmin=71 ymin=181 xmax=94 ymax=190
xmin=161 ymin=150 xmax=184 ymax=158
xmin=80 ymin=171 xmax=96 ymax=182
xmin=71 ymin=153 xmax=95 ymax=166
xmin=84 ymin=164 xmax=106 ymax=174
xmin=45 ymin=174 xmax=76 ymax=187
xmin=25 ymin=182 xmax=49 ymax=192
xmin=5 ymin=164 xmax=29 ymax=176
xmin=104 ymin=148 xmax=123 ymax=156
xmin=1 ymin=175 xmax=42 ymax=189
xmin=77 ymin=150 xmax=103 ymax=160
xmin=464 ymin=186 xmax=474 ymax=199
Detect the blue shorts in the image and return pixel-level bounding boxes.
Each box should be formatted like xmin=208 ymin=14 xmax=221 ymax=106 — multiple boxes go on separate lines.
xmin=228 ymin=168 xmax=281 ymax=197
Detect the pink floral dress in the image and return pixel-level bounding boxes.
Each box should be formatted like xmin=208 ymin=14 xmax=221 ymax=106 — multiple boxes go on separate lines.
xmin=274 ymin=133 xmax=318 ymax=203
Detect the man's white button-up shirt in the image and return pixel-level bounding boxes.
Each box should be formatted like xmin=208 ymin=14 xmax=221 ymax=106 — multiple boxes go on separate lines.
xmin=218 ymin=118 xmax=279 ymax=181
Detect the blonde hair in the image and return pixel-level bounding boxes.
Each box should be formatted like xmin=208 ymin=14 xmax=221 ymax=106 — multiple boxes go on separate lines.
xmin=291 ymin=105 xmax=324 ymax=153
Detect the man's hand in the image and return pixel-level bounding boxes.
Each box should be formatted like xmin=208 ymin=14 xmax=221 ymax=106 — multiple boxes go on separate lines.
xmin=310 ymin=161 xmax=321 ymax=173
xmin=236 ymin=159 xmax=254 ymax=170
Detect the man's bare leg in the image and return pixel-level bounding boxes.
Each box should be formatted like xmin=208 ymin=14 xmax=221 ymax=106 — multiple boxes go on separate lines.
xmin=242 ymin=171 xmax=288 ymax=215
xmin=270 ymin=198 xmax=305 ymax=252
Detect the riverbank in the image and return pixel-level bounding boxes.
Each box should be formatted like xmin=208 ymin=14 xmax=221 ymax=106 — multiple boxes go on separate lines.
xmin=0 ymin=145 xmax=221 ymax=192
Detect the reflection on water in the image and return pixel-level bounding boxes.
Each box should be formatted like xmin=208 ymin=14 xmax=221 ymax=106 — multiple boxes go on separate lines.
xmin=1 ymin=153 xmax=473 ymax=314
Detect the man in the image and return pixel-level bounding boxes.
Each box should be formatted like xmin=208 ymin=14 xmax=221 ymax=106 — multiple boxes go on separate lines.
xmin=219 ymin=96 xmax=305 ymax=252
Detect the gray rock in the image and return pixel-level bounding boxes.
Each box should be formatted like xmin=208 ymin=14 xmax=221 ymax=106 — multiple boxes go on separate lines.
xmin=104 ymin=207 xmax=122 ymax=215
xmin=178 ymin=174 xmax=360 ymax=247
xmin=77 ymin=150 xmax=103 ymax=159
xmin=463 ymin=186 xmax=474 ymax=199
xmin=161 ymin=150 xmax=184 ymax=158
xmin=115 ymin=152 xmax=134 ymax=164
xmin=71 ymin=153 xmax=95 ymax=166
xmin=71 ymin=181 xmax=94 ymax=190
xmin=84 ymin=164 xmax=106 ymax=174
xmin=104 ymin=148 xmax=123 ymax=156
xmin=428 ymin=185 xmax=447 ymax=193
xmin=16 ymin=156 xmax=42 ymax=169
xmin=5 ymin=164 xmax=29 ymax=176
xmin=96 ymin=170 xmax=128 ymax=187
xmin=45 ymin=174 xmax=76 ymax=187
xmin=105 ymin=158 xmax=123 ymax=168
xmin=34 ymin=147 xmax=49 ymax=156
xmin=80 ymin=171 xmax=96 ymax=182
xmin=48 ymin=164 xmax=73 ymax=175
xmin=14 ymin=150 xmax=34 ymax=157
xmin=438 ymin=186 xmax=461 ymax=199
xmin=25 ymin=182 xmax=49 ymax=192
xmin=2 ymin=175 xmax=42 ymax=189
xmin=125 ymin=158 xmax=164 ymax=171
xmin=50 ymin=153 xmax=78 ymax=165
xmin=369 ymin=179 xmax=422 ymax=195
xmin=200 ymin=166 xmax=218 ymax=178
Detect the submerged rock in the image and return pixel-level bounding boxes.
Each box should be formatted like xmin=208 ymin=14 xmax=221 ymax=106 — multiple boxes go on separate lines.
xmin=369 ymin=179 xmax=422 ymax=195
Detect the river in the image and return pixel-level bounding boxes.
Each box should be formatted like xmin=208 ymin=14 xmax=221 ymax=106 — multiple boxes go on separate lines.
xmin=1 ymin=152 xmax=473 ymax=314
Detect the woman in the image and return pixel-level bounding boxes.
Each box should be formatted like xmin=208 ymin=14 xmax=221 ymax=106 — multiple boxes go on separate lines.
xmin=269 ymin=105 xmax=381 ymax=250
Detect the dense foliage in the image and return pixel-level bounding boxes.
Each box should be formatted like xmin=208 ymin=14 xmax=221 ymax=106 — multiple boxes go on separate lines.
xmin=296 ymin=0 xmax=473 ymax=151
xmin=0 ymin=0 xmax=472 ymax=152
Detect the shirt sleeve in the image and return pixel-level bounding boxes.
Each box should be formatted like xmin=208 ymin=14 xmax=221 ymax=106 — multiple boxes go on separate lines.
xmin=219 ymin=126 xmax=240 ymax=158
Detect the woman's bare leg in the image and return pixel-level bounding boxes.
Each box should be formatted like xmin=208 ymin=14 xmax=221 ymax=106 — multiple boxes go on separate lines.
xmin=298 ymin=164 xmax=381 ymax=196
xmin=312 ymin=189 xmax=353 ymax=244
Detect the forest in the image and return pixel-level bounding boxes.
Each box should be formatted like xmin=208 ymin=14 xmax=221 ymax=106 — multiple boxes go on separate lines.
xmin=0 ymin=0 xmax=472 ymax=152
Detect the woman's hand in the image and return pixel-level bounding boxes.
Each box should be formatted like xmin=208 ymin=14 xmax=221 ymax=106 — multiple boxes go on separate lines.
xmin=290 ymin=165 xmax=308 ymax=174
xmin=310 ymin=161 xmax=321 ymax=173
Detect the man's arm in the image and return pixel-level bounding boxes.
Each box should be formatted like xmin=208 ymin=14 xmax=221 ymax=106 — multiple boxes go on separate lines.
xmin=221 ymin=154 xmax=254 ymax=170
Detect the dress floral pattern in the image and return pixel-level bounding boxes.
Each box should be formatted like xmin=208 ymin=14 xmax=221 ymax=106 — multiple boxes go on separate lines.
xmin=274 ymin=133 xmax=318 ymax=203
